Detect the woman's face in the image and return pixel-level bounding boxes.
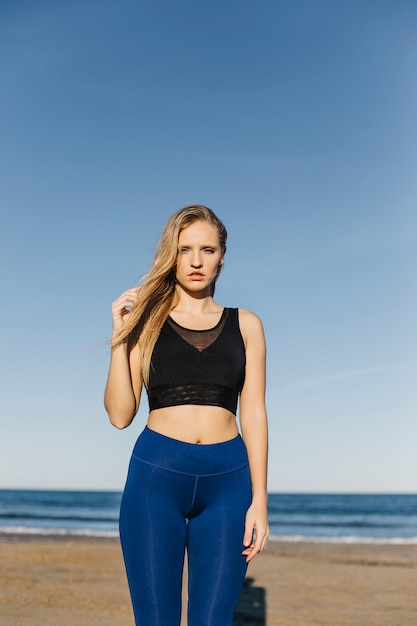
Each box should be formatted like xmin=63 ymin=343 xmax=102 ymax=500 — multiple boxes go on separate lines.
xmin=176 ymin=220 xmax=224 ymax=296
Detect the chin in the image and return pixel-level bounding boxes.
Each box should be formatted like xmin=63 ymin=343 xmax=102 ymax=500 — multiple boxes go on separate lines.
xmin=186 ymin=284 xmax=212 ymax=295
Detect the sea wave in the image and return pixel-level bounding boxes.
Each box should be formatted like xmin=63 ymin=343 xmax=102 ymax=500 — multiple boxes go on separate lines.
xmin=0 ymin=513 xmax=118 ymax=522
xmin=269 ymin=534 xmax=417 ymax=545
xmin=0 ymin=526 xmax=119 ymax=539
xmin=2 ymin=526 xmax=417 ymax=545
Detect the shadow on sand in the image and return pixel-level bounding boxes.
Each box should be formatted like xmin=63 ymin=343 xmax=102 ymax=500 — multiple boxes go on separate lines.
xmin=233 ymin=577 xmax=266 ymax=625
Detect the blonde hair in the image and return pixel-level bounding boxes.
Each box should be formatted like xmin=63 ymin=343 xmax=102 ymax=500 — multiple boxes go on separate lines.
xmin=111 ymin=205 xmax=227 ymax=386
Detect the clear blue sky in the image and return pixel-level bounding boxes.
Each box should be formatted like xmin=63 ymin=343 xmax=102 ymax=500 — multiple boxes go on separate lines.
xmin=1 ymin=0 xmax=416 ymax=492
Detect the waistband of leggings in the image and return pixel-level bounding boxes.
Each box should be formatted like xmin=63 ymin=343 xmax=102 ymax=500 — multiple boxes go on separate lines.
xmin=131 ymin=426 xmax=249 ymax=476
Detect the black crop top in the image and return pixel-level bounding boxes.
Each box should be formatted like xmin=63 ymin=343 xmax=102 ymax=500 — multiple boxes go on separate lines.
xmin=147 ymin=308 xmax=246 ymax=415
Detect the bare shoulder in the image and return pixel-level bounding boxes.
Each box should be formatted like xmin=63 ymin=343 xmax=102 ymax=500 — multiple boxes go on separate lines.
xmin=237 ymin=308 xmax=265 ymax=342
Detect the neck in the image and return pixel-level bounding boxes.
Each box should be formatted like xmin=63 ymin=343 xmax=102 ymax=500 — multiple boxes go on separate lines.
xmin=172 ymin=290 xmax=219 ymax=314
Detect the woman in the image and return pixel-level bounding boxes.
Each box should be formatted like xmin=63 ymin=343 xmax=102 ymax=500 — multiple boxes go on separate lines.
xmin=104 ymin=205 xmax=269 ymax=626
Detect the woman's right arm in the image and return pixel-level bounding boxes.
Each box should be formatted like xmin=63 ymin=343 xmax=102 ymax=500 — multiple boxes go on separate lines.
xmin=104 ymin=288 xmax=143 ymax=429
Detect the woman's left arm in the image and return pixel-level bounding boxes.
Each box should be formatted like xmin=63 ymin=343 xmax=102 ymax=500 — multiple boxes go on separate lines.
xmin=238 ymin=309 xmax=270 ymax=563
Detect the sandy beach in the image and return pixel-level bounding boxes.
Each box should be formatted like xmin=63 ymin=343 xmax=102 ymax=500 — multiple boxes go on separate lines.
xmin=1 ymin=538 xmax=417 ymax=626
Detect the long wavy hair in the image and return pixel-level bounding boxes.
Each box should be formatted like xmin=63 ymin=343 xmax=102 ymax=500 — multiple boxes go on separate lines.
xmin=111 ymin=205 xmax=227 ymax=386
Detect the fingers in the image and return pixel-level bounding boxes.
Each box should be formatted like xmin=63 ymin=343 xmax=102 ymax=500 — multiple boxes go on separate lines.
xmin=242 ymin=521 xmax=270 ymax=563
xmin=260 ymin=530 xmax=269 ymax=552
xmin=112 ymin=287 xmax=139 ymax=308
xmin=241 ymin=532 xmax=269 ymax=562
xmin=111 ymin=287 xmax=140 ymax=332
xmin=243 ymin=525 xmax=253 ymax=549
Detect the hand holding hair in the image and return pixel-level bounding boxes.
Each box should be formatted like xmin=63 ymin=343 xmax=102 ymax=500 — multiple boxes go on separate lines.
xmin=111 ymin=287 xmax=139 ymax=335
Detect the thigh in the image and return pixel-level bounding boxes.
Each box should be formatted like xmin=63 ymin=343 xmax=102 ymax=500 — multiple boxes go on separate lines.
xmin=187 ymin=465 xmax=252 ymax=626
xmin=119 ymin=455 xmax=192 ymax=626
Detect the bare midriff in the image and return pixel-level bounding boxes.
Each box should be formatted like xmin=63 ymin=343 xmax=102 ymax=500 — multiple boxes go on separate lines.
xmin=147 ymin=405 xmax=239 ymax=444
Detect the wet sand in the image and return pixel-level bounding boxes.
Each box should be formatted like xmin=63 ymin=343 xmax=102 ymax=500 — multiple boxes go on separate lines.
xmin=1 ymin=537 xmax=417 ymax=625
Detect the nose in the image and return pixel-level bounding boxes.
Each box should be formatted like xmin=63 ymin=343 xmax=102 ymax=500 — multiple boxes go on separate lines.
xmin=190 ymin=250 xmax=203 ymax=267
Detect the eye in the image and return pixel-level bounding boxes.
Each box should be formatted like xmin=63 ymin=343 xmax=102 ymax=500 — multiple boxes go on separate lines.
xmin=178 ymin=247 xmax=190 ymax=254
xmin=203 ymin=248 xmax=215 ymax=253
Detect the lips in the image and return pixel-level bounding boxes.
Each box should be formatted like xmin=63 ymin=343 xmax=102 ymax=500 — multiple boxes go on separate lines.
xmin=188 ymin=272 xmax=204 ymax=279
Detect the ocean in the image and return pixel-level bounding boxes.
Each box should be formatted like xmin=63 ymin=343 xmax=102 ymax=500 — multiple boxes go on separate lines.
xmin=1 ymin=490 xmax=416 ymax=543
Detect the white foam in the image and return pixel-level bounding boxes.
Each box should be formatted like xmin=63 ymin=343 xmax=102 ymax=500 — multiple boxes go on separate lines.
xmin=2 ymin=527 xmax=417 ymax=545
xmin=0 ymin=526 xmax=119 ymax=538
xmin=269 ymin=534 xmax=417 ymax=545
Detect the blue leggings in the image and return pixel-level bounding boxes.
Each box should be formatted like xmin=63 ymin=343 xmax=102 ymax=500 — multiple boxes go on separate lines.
xmin=119 ymin=426 xmax=252 ymax=626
